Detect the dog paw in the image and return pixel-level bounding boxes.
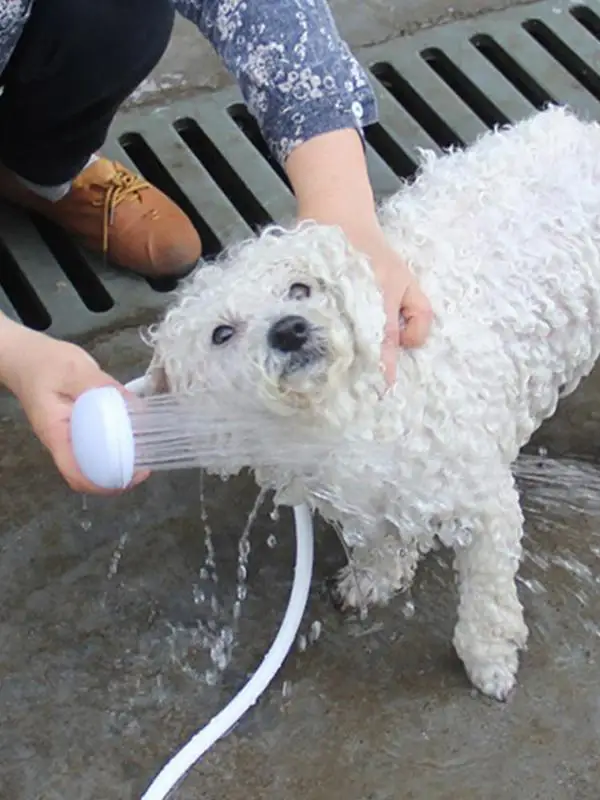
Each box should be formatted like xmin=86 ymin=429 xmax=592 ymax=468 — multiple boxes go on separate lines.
xmin=462 ymin=645 xmax=520 ymax=702
xmin=332 ymin=564 xmax=398 ymax=611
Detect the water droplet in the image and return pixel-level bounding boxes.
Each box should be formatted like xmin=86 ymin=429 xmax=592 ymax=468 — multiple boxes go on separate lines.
xmin=199 ymin=567 xmax=209 ymax=581
xmin=296 ymin=634 xmax=307 ymax=652
xmin=282 ymin=680 xmax=292 ymax=698
xmin=519 ymin=577 xmax=546 ymax=595
xmin=80 ymin=519 xmax=92 ymax=532
xmin=210 ymin=640 xmax=229 ymax=671
xmin=236 ymin=584 xmax=247 ymax=601
xmin=221 ymin=627 xmax=234 ymax=646
xmin=267 ymin=534 xmax=277 ymax=548
xmin=236 ymin=565 xmax=247 ymax=583
xmin=205 ymin=555 xmax=216 ymax=571
xmin=233 ymin=601 xmax=242 ymax=620
xmin=107 ymin=532 xmax=129 ymax=579
xmin=270 ymin=508 xmax=280 ymax=522
xmin=192 ymin=586 xmax=205 ymax=605
xmin=239 ymin=539 xmax=251 ymax=560
xmin=204 ymin=669 xmax=218 ymax=686
xmin=402 ymin=600 xmax=415 ymax=619
xmin=308 ymin=620 xmax=322 ymax=644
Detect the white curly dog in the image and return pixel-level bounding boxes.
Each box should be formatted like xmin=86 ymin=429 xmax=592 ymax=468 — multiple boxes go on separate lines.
xmin=145 ymin=105 xmax=600 ymax=701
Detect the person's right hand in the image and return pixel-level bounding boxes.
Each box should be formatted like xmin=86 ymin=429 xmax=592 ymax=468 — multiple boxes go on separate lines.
xmin=286 ymin=128 xmax=433 ymax=386
xmin=0 ymin=316 xmax=148 ymax=494
xmin=327 ymin=223 xmax=432 ymax=385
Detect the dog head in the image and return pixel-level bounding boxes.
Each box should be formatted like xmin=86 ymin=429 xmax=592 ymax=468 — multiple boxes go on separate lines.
xmin=146 ymin=222 xmax=387 ymax=430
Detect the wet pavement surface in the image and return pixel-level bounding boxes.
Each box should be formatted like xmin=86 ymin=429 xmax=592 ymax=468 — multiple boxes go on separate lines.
xmin=3 ymin=0 xmax=600 ymax=794
xmin=1 ymin=330 xmax=600 ymax=800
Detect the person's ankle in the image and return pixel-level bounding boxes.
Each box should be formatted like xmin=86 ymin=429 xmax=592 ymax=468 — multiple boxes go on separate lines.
xmin=10 ymin=154 xmax=99 ymax=202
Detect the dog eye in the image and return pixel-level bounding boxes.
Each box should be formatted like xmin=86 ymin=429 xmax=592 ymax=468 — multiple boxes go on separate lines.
xmin=211 ymin=324 xmax=235 ymax=346
xmin=288 ymin=282 xmax=311 ymax=300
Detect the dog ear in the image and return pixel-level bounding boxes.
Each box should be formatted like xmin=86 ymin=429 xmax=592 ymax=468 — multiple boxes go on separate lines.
xmin=318 ymin=227 xmax=387 ymax=372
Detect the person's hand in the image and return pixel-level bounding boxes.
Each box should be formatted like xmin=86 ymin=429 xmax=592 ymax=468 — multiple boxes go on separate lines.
xmin=285 ymin=128 xmax=433 ymax=386
xmin=0 ymin=317 xmax=147 ymax=494
xmin=340 ymin=226 xmax=433 ymax=384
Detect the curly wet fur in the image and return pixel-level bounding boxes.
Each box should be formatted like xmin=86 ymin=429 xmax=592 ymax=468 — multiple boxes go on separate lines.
xmin=145 ymin=106 xmax=600 ymax=701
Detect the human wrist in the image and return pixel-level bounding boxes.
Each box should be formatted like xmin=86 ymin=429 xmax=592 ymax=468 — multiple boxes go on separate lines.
xmin=297 ymin=191 xmax=389 ymax=262
xmin=286 ymin=129 xmax=385 ymax=247
xmin=0 ymin=314 xmax=35 ymax=395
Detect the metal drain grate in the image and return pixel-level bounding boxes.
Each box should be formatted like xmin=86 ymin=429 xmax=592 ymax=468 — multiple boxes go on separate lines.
xmin=1 ymin=0 xmax=600 ymax=340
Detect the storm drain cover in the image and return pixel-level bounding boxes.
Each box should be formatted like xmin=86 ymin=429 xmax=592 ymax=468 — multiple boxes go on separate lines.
xmin=1 ymin=0 xmax=599 ymax=341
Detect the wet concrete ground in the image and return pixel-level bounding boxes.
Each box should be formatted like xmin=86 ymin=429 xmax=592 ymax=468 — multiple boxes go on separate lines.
xmin=1 ymin=329 xmax=600 ymax=799
xmin=3 ymin=0 xmax=600 ymax=797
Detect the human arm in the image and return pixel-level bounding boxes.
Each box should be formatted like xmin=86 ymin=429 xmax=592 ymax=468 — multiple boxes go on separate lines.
xmin=0 ymin=312 xmax=145 ymax=493
xmin=176 ymin=0 xmax=433 ymax=379
xmin=286 ymin=128 xmax=432 ymax=380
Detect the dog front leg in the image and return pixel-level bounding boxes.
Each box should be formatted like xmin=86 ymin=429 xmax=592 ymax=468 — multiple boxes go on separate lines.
xmin=452 ymin=474 xmax=528 ymax=701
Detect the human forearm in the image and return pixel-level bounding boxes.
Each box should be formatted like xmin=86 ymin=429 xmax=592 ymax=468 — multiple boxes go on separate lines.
xmin=285 ymin=128 xmax=380 ymax=239
xmin=177 ymin=0 xmax=378 ymax=163
xmin=286 ymin=126 xmax=433 ymax=368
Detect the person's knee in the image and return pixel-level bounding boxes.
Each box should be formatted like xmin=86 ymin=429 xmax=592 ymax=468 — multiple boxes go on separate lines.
xmin=34 ymin=0 xmax=175 ymax=80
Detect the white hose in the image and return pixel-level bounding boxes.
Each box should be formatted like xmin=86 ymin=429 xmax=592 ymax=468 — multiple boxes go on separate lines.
xmin=123 ymin=378 xmax=315 ymax=800
xmin=141 ymin=504 xmax=314 ymax=800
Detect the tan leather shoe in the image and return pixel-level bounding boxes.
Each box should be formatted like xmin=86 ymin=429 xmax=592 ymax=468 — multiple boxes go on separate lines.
xmin=0 ymin=158 xmax=202 ymax=278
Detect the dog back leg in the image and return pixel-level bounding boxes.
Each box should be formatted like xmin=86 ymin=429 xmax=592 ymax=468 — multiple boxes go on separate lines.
xmin=451 ymin=466 xmax=528 ymax=701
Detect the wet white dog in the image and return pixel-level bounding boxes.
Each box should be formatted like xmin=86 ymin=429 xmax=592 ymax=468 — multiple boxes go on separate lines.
xmin=145 ymin=105 xmax=600 ymax=701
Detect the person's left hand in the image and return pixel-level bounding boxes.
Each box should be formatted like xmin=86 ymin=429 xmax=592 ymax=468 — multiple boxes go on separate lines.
xmin=0 ymin=318 xmax=149 ymax=494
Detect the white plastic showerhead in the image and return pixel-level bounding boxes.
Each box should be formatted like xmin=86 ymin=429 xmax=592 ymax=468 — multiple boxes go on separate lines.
xmin=70 ymin=386 xmax=135 ymax=490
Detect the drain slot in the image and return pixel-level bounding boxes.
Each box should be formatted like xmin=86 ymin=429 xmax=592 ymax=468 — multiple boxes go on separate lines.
xmin=365 ymin=123 xmax=417 ymax=179
xmin=371 ymin=62 xmax=463 ymax=149
xmin=174 ymin=117 xmax=272 ymax=231
xmin=29 ymin=214 xmax=114 ymax=313
xmin=470 ymin=34 xmax=554 ymax=110
xmin=570 ymin=5 xmax=600 ymax=42
xmin=421 ymin=47 xmax=511 ymax=127
xmin=119 ymin=131 xmax=221 ymax=259
xmin=523 ymin=19 xmax=600 ymax=101
xmin=0 ymin=238 xmax=50 ymax=330
xmin=227 ymin=104 xmax=292 ymax=190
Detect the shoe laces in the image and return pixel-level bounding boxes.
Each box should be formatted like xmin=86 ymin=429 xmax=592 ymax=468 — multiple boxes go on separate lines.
xmin=86 ymin=164 xmax=153 ymax=253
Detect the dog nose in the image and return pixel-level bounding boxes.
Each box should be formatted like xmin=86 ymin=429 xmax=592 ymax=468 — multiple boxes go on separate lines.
xmin=268 ymin=315 xmax=310 ymax=352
